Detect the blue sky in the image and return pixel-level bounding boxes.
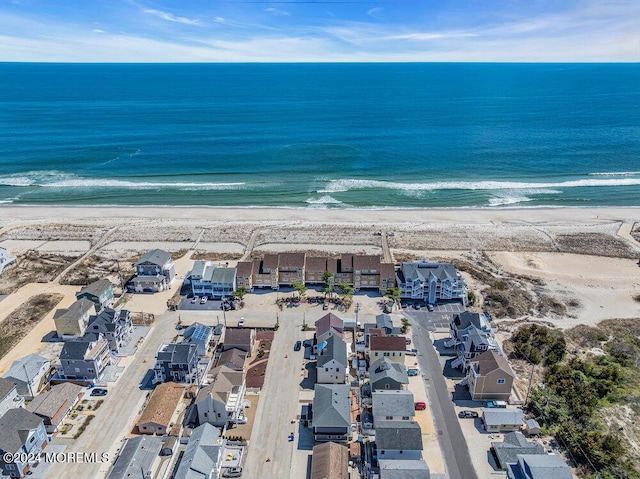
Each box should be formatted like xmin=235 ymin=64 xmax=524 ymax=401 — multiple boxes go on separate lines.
xmin=1 ymin=0 xmax=638 ymax=62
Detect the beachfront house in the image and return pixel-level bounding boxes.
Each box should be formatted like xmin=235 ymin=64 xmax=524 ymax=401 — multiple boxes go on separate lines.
xmin=370 ymin=357 xmax=408 ymax=391
xmin=278 ymin=252 xmax=306 ymax=286
xmin=84 ymin=308 xmax=133 ymax=354
xmin=195 ymin=365 xmax=246 ymax=427
xmin=153 ymin=343 xmax=199 ymax=384
xmin=59 ymin=338 xmax=111 ymax=381
xmin=187 ymin=260 xmax=236 ymax=299
xmin=0 ymin=408 xmax=49 ymax=478
xmin=129 ymin=249 xmax=176 ymax=293
xmin=26 ymin=382 xmax=84 ymax=433
xmin=506 ymin=454 xmax=574 ymax=479
xmin=107 ymin=436 xmax=163 ymax=479
xmin=316 ymin=335 xmax=349 ymax=384
xmin=53 ymin=298 xmax=96 ymax=339
xmin=2 ymin=354 xmax=51 ymax=399
xmin=396 ymin=260 xmax=468 ymax=304
xmin=0 ymin=246 xmax=16 ymax=275
xmin=375 ymin=421 xmax=423 ymax=461
xmin=311 ymin=442 xmax=349 ymax=479
xmin=75 ymin=278 xmax=115 ymax=311
xmin=482 ymin=408 xmax=525 ymax=433
xmin=136 ymin=382 xmax=185 ymax=435
xmin=312 ymin=384 xmax=352 ymax=443
xmin=491 ymin=432 xmax=545 ymax=470
xmin=252 ymin=254 xmax=279 ymax=289
xmin=0 ymin=378 xmax=24 ymax=420
xmin=466 ymin=350 xmax=516 ymax=401
xmin=175 ymin=423 xmax=225 ymax=479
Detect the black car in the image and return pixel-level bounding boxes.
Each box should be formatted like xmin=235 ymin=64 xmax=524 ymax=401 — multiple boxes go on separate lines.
xmin=90 ymin=388 xmax=108 ymax=397
xmin=294 ymin=341 xmax=302 ymax=351
xmin=458 ymin=410 xmax=479 ymax=418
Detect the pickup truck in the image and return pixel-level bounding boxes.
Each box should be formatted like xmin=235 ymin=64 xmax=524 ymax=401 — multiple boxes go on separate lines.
xmin=486 ymin=400 xmax=507 ymax=408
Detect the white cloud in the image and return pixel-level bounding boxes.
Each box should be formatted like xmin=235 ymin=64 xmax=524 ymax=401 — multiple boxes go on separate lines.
xmin=92 ymin=29 xmax=105 ymax=34
xmin=142 ymin=8 xmax=203 ymax=26
xmin=366 ymin=7 xmax=382 ymax=19
xmin=265 ymin=7 xmax=289 ymax=16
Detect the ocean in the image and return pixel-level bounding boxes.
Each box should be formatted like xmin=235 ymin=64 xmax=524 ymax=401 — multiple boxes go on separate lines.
xmin=0 ymin=63 xmax=639 ymax=209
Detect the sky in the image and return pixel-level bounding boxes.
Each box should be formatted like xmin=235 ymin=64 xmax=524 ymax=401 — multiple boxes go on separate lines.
xmin=0 ymin=0 xmax=638 ymax=62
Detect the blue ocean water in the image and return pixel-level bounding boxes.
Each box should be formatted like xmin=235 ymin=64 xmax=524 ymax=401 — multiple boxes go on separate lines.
xmin=0 ymin=63 xmax=639 ymax=208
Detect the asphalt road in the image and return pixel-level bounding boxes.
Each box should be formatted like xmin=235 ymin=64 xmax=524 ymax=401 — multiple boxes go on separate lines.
xmin=412 ymin=317 xmax=478 ymax=479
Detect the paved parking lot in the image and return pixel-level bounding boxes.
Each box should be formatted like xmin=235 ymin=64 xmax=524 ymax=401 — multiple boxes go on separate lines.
xmin=178 ymin=297 xmax=224 ymax=311
xmin=403 ymin=302 xmax=465 ymax=331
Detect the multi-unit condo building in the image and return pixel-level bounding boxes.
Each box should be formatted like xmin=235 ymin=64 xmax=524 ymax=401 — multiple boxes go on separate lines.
xmin=59 ymin=339 xmax=111 ymax=381
xmin=396 ymin=260 xmax=468 ymax=304
xmin=186 ymin=261 xmax=237 ymax=299
xmin=128 ymin=249 xmax=176 ymax=293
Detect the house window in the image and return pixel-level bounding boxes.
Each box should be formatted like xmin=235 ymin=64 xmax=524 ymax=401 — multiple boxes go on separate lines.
xmin=384 ymin=384 xmax=389 ymax=389
xmin=402 ymin=416 xmax=409 ymax=420
xmin=497 ymin=378 xmax=506 ymax=384
xmin=88 ymin=369 xmax=95 ymax=374
xmin=386 ymin=416 xmax=393 ymax=420
xmin=325 ymin=368 xmax=329 ymax=372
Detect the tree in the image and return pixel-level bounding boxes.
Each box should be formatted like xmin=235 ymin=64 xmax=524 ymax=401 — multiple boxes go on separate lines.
xmin=292 ymin=282 xmax=308 ymax=299
xmin=336 ymin=282 xmax=354 ymax=301
xmin=384 ymin=287 xmax=401 ymax=307
xmin=233 ymin=287 xmax=248 ymax=301
xmin=322 ymin=271 xmax=334 ymax=298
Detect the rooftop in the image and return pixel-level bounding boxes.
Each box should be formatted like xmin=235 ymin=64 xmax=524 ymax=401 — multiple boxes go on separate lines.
xmin=137 ymin=382 xmax=184 ymax=428
xmin=311 ymin=442 xmax=349 ymax=479
xmin=107 ymin=436 xmax=164 ymax=479
xmin=317 ymin=335 xmax=348 ymax=368
xmin=313 ymin=384 xmax=351 ymax=429
xmin=370 ymin=357 xmax=408 ymax=388
xmin=370 ymin=336 xmax=406 ymax=352
xmin=0 ymin=377 xmax=17 ymax=400
xmin=473 ymin=350 xmax=516 ymax=377
xmin=482 ymin=408 xmax=525 ymax=426
xmin=224 ymin=328 xmax=254 ymax=346
xmin=137 ymin=249 xmax=172 ymax=267
xmin=26 ymin=382 xmax=84 ymax=422
xmin=375 ymin=421 xmax=423 ymax=451
xmin=372 ymin=390 xmax=415 ymax=419
xmin=77 ymin=278 xmax=113 ymax=299
xmin=3 ymin=354 xmax=50 ymax=383
xmin=0 ymin=408 xmax=44 ymax=453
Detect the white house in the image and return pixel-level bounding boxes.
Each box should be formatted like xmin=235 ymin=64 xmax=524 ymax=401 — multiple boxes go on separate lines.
xmin=396 ymin=260 xmax=468 ymax=304
xmin=3 ymin=354 xmax=51 ymax=399
xmin=316 ymin=335 xmax=349 ymax=384
xmin=195 ymin=366 xmax=246 ymax=427
xmin=0 ymin=247 xmax=16 ymax=275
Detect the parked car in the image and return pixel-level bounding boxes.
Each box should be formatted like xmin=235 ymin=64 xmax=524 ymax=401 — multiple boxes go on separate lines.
xmin=223 ymin=467 xmax=242 ymax=478
xmin=413 ymin=303 xmax=421 ymax=310
xmin=427 ymin=304 xmax=434 ymax=312
xmin=414 ymin=402 xmax=427 ymax=411
xmin=294 ymin=341 xmax=302 ymax=351
xmin=407 ymin=368 xmax=419 ymax=376
xmin=458 ymin=410 xmax=479 ymax=418
xmin=235 ymin=414 xmax=247 ymax=425
xmin=200 ymin=296 xmax=208 ymax=304
xmin=238 ymin=318 xmax=245 ymax=328
xmin=405 ymin=348 xmax=418 ymax=356
xmin=405 ymin=337 xmax=412 ymax=345
xmin=191 ymin=296 xmax=199 ymax=303
xmin=322 ymin=303 xmax=329 ymax=310
xmin=486 ymin=400 xmax=507 ymax=408
xmin=90 ymin=388 xmax=108 ymax=397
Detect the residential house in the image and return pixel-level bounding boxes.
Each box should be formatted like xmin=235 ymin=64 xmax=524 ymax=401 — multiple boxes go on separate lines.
xmin=378 ymin=459 xmax=431 ymax=479
xmin=195 ymin=365 xmax=246 ymax=427
xmin=315 ymin=313 xmax=344 ymax=344
xmin=506 ymin=454 xmax=574 ymax=479
xmin=363 ymin=325 xmax=386 ymax=348
xmin=370 ymin=357 xmax=408 ymax=391
xmin=278 ymin=252 xmax=306 ymax=286
xmin=375 ymin=314 xmax=397 ymax=335
xmin=451 ymin=327 xmax=500 ymax=370
xmin=0 ymin=246 xmax=16 ymax=275
xmin=129 ymin=249 xmax=176 ymax=293
xmin=491 ymin=432 xmax=545 ymax=470
xmin=84 ymin=308 xmax=133 ymax=354
xmin=136 ymin=382 xmax=185 ymax=435
xmin=524 ymin=419 xmax=542 ymax=437
xmin=107 ymin=436 xmax=163 ymax=479
xmin=369 ymin=336 xmax=406 ymax=364
xmin=396 ymin=260 xmax=468 ymax=303
xmin=235 ymin=260 xmax=257 ymax=290
xmin=375 ymin=421 xmax=423 ymax=461
xmin=482 ymin=408 xmax=525 ymax=433
xmin=0 ymin=378 xmax=23 ymax=419
xmin=59 ymin=339 xmax=111 ymax=381
xmin=188 ymin=261 xmax=237 ymax=299
xmin=317 ymin=336 xmax=349 ymax=384
xmin=0 ymin=408 xmax=48 ymax=478
xmin=75 ymin=279 xmax=115 ymax=311
xmin=372 ymin=390 xmax=415 ymax=426
xmin=175 ymin=423 xmax=225 ymax=479
xmin=311 ymin=442 xmax=349 ymax=479
xmin=252 ymin=254 xmax=279 ymax=290
xmin=54 ymin=298 xmax=96 ymax=338
xmin=448 ymin=311 xmax=492 ymax=343
xmin=216 ymin=348 xmax=246 ymax=372
xmin=26 ymin=382 xmax=84 ymax=433
xmin=222 ymin=328 xmax=256 ymax=357
xmin=305 ymin=256 xmax=329 ymax=285
xmin=312 ymin=384 xmax=351 ymax=443
xmin=182 ymin=323 xmax=214 ymax=357
xmin=3 ymin=354 xmax=51 ymax=399
xmin=153 ymin=343 xmax=199 ymax=384
xmin=467 ymin=350 xmax=516 ymax=401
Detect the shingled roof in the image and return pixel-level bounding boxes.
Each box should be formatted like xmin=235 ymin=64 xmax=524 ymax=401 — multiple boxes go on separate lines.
xmin=311 ymin=442 xmax=349 ymax=479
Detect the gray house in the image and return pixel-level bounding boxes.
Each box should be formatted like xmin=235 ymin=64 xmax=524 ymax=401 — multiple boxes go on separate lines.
xmin=376 ymin=421 xmax=423 ymax=461
xmin=482 ymin=408 xmax=525 ymax=432
xmin=26 ymin=382 xmax=84 ymax=433
xmin=0 ymin=378 xmax=24 ymax=419
xmin=396 ymin=260 xmax=467 ymax=304
xmin=107 ymin=436 xmax=163 ymax=479
xmin=59 ymin=339 xmax=111 ymax=381
xmin=372 ymin=390 xmax=415 ymax=426
xmin=175 ymin=423 xmax=225 ymax=479
xmin=0 ymin=408 xmax=49 ymax=478
xmin=76 ymin=279 xmax=115 ymax=311
xmin=187 ymin=261 xmax=237 ymax=299
xmin=85 ymin=308 xmax=133 ymax=354
xmin=379 ymin=459 xmax=431 ymax=479
xmin=129 ymin=249 xmax=176 ymax=293
xmin=491 ymin=432 xmax=545 ymax=470
xmin=317 ymin=335 xmax=349 ymax=384
xmin=506 ymin=454 xmax=574 ymax=479
xmin=370 ymin=357 xmax=408 ymax=391
xmin=312 ymin=384 xmax=351 ymax=443
xmin=153 ymin=343 xmax=199 ymax=384
xmin=182 ymin=322 xmax=214 ymax=357
xmin=3 ymin=354 xmax=51 ymax=399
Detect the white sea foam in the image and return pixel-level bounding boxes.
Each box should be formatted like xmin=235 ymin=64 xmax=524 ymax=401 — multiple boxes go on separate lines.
xmin=305 ymin=195 xmax=345 ymax=207
xmin=588 ymin=171 xmax=640 ymax=176
xmin=318 ymin=178 xmax=640 ymax=193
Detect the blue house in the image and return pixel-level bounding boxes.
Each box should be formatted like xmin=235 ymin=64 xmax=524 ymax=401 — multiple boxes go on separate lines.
xmin=0 ymin=408 xmax=49 ymax=478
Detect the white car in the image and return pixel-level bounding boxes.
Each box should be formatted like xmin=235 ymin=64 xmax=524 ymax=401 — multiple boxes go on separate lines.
xmin=238 ymin=318 xmax=245 ymax=328
xmin=191 ymin=296 xmax=199 ymax=303
xmin=200 ymin=297 xmax=208 ymax=304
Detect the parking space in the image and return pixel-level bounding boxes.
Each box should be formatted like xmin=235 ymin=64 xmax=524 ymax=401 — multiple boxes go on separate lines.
xmin=178 ymin=297 xmax=223 ymax=311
